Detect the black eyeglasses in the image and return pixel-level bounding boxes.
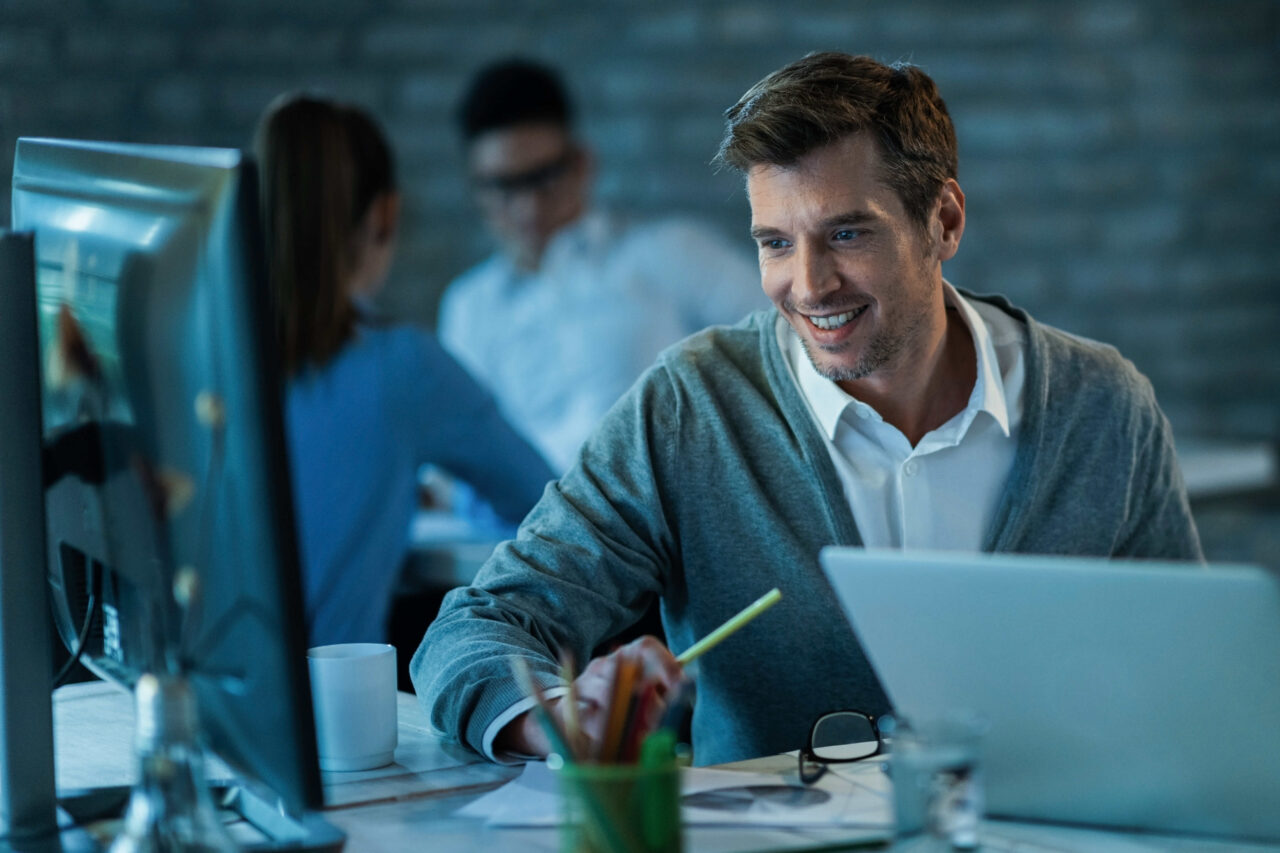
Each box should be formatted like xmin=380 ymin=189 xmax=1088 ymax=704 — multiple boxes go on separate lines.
xmin=798 ymin=710 xmax=890 ymax=785
xmin=471 ymin=149 xmax=578 ymax=201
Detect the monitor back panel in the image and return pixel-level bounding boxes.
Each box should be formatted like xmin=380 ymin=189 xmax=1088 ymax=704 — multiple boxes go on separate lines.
xmin=819 ymin=548 xmax=1280 ymax=842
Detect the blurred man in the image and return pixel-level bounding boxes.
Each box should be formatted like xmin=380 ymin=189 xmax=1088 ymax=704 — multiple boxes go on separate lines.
xmin=415 ymin=53 xmax=1201 ymax=767
xmin=438 ymin=58 xmax=762 ymax=472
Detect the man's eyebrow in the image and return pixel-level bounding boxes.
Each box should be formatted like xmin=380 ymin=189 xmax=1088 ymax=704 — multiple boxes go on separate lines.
xmin=749 ymin=225 xmax=785 ymax=241
xmin=820 ymin=210 xmax=879 ymax=229
xmin=749 ymin=210 xmax=881 ymax=241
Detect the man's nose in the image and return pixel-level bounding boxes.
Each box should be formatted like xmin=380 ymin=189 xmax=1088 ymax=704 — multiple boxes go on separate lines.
xmin=793 ymin=243 xmax=839 ymax=306
xmin=506 ymin=187 xmax=545 ymax=227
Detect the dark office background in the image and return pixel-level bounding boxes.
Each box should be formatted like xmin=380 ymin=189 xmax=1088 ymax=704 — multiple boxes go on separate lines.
xmin=3 ymin=0 xmax=1277 ymax=564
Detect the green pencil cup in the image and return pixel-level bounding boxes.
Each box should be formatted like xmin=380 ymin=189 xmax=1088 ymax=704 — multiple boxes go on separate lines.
xmin=550 ymin=755 xmax=682 ymax=853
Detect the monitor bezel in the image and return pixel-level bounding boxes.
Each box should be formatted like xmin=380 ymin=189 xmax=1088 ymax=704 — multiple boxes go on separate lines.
xmin=10 ymin=137 xmax=327 ymax=824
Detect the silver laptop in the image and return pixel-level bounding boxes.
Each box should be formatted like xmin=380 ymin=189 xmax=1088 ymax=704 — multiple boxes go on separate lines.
xmin=819 ymin=548 xmax=1280 ymax=842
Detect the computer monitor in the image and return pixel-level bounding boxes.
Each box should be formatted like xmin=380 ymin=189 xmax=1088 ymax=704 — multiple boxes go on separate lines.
xmin=5 ymin=137 xmax=341 ymax=849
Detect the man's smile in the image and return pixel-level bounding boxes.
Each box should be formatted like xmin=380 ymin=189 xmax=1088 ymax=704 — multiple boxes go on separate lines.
xmin=806 ymin=305 xmax=868 ymax=331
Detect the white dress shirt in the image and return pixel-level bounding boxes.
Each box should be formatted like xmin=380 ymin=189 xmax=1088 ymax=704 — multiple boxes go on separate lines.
xmin=779 ymin=283 xmax=1027 ymax=549
xmin=439 ymin=209 xmax=763 ymax=473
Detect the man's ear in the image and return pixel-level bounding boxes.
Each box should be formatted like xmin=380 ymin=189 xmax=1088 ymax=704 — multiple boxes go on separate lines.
xmin=571 ymin=144 xmax=595 ymax=189
xmin=934 ymin=179 xmax=965 ymax=262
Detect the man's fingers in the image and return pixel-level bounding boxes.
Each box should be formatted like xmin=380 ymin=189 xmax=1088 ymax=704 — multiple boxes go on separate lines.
xmin=556 ymin=637 xmax=692 ymax=758
xmin=622 ymin=635 xmax=686 ymax=694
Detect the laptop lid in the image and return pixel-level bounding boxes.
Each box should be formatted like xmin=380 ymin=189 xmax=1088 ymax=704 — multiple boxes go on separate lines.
xmin=819 ymin=548 xmax=1280 ymax=842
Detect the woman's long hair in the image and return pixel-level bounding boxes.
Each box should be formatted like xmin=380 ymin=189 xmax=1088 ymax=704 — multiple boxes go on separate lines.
xmin=254 ymin=93 xmax=395 ymax=375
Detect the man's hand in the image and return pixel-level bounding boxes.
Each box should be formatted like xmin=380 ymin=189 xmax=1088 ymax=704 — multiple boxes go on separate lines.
xmin=496 ymin=635 xmax=686 ymax=759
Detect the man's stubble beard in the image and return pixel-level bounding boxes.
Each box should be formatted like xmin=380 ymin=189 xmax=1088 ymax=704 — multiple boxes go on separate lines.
xmin=798 ymin=293 xmax=931 ymax=384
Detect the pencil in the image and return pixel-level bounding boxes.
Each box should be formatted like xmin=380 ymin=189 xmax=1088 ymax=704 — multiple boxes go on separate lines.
xmin=675 ymin=587 xmax=782 ymax=666
xmin=558 ymin=651 xmax=586 ymax=760
xmin=509 ymin=657 xmax=575 ymax=760
xmin=511 ymin=659 xmax=647 ymax=853
xmin=598 ymin=653 xmax=640 ymax=762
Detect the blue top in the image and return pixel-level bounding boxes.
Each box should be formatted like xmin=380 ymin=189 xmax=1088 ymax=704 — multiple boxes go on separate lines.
xmin=286 ymin=323 xmax=554 ymax=646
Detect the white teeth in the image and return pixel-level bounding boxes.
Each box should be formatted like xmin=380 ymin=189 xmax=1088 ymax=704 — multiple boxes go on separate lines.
xmin=808 ymin=306 xmax=865 ymax=330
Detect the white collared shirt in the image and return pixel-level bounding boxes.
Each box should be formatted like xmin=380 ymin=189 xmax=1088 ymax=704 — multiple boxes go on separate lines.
xmin=482 ymin=286 xmax=1024 ymax=761
xmin=439 ymin=209 xmax=763 ymax=473
xmin=779 ymin=283 xmax=1027 ymax=549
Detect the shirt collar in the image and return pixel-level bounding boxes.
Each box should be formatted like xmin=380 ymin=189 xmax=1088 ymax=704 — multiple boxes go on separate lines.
xmin=948 ymin=282 xmax=1011 ymax=437
xmin=784 ymin=281 xmax=1012 ymax=441
xmin=492 ymin=207 xmax=609 ymax=281
xmin=535 ymin=207 xmax=610 ymax=271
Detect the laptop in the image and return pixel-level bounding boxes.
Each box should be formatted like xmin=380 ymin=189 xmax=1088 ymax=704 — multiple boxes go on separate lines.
xmin=818 ymin=548 xmax=1280 ymax=842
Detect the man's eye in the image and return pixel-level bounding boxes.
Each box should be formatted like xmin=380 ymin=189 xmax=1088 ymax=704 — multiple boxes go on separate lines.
xmin=833 ymin=229 xmax=859 ymax=241
xmin=761 ymin=238 xmax=790 ymax=251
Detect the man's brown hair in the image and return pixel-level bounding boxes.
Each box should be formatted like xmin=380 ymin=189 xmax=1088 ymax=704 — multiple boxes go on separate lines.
xmin=716 ymin=52 xmax=958 ymax=231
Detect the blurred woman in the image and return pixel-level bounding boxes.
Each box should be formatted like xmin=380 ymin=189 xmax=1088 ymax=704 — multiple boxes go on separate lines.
xmin=254 ymin=93 xmax=554 ymax=647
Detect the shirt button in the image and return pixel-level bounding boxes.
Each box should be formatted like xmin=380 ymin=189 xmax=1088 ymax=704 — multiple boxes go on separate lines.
xmin=855 ymin=408 xmax=870 ymax=420
xmin=904 ymin=461 xmax=919 ymax=477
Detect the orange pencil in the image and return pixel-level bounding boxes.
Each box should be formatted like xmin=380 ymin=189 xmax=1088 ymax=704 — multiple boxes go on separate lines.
xmin=619 ymin=681 xmax=659 ymax=763
xmin=597 ymin=653 xmax=640 ymax=763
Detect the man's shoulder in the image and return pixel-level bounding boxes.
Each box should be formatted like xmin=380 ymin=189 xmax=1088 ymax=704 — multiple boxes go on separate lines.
xmin=593 ymin=310 xmax=783 ymax=444
xmin=961 ymin=290 xmax=1159 ymax=423
xmin=438 ymin=254 xmax=511 ymax=335
xmin=442 ymin=254 xmax=509 ymax=302
xmin=1035 ymin=318 xmax=1149 ymax=394
xmin=995 ymin=299 xmax=1161 ymax=417
xmin=608 ymin=212 xmax=759 ymax=316
xmin=652 ymin=310 xmax=775 ymax=377
xmin=965 ymin=291 xmax=1144 ymax=382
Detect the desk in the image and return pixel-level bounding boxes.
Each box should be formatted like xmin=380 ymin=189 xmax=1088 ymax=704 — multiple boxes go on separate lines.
xmin=54 ymin=681 xmax=1280 ymax=853
xmin=1177 ymin=438 xmax=1278 ymax=501
xmin=400 ymin=508 xmax=505 ymax=592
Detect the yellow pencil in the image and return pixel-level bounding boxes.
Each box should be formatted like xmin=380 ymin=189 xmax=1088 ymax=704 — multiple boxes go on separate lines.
xmin=558 ymin=651 xmax=586 ymax=760
xmin=676 ymin=587 xmax=782 ymax=666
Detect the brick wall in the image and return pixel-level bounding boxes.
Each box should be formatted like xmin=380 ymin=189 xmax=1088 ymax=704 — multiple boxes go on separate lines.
xmin=3 ymin=0 xmax=1278 ymax=444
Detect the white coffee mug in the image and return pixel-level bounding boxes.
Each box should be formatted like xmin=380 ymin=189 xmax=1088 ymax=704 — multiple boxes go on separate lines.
xmin=307 ymin=643 xmax=398 ymax=772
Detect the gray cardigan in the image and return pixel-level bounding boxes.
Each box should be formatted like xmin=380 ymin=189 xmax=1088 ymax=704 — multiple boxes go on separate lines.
xmin=411 ymin=297 xmax=1202 ymax=766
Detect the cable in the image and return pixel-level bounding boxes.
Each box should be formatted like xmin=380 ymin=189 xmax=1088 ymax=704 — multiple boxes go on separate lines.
xmin=51 ymin=589 xmax=97 ymax=689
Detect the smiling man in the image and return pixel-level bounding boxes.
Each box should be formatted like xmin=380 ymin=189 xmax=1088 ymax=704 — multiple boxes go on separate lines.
xmin=414 ymin=52 xmax=1202 ymax=767
xmin=750 ymin=130 xmax=971 ymax=445
xmin=437 ymin=58 xmax=761 ymax=473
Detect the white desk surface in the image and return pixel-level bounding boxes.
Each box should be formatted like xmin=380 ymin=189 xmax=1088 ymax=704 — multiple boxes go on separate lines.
xmin=1177 ymin=438 xmax=1278 ymax=500
xmin=53 ymin=680 xmax=1280 ymax=853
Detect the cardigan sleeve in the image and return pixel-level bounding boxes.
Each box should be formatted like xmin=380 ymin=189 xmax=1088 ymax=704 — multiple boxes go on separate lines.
xmin=1112 ymin=380 xmax=1204 ymax=561
xmin=409 ymin=363 xmax=680 ymax=754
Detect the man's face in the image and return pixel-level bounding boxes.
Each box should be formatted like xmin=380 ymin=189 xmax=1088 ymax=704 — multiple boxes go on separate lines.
xmin=468 ymin=121 xmax=590 ymax=271
xmin=747 ymin=132 xmax=959 ymax=392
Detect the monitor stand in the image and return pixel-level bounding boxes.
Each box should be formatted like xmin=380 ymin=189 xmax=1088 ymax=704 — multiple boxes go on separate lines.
xmin=54 ymin=782 xmax=344 ymax=853
xmin=220 ymin=785 xmax=345 ymax=851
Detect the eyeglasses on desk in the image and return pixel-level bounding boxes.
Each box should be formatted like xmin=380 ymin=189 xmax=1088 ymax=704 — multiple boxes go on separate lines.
xmin=798 ymin=709 xmax=892 ymax=785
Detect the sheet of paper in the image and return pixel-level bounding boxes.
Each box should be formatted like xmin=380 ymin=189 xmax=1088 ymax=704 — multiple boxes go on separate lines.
xmin=457 ymin=758 xmax=892 ymax=829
